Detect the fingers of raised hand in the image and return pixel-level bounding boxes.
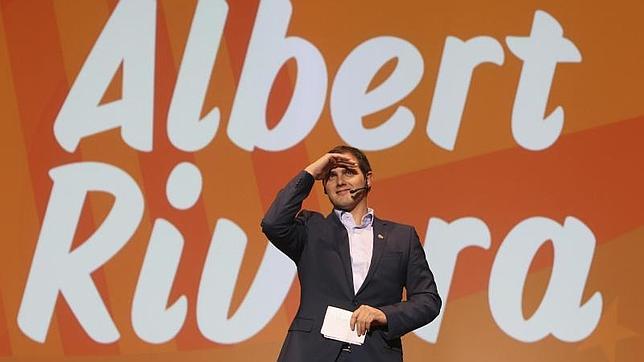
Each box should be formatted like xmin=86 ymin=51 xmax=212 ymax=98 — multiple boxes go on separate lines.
xmin=328 ymin=153 xmax=356 ymax=168
xmin=312 ymin=154 xmax=356 ymax=180
xmin=307 ymin=154 xmax=343 ymax=180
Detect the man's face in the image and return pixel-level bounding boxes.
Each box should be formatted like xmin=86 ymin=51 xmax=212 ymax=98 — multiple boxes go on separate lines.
xmin=323 ymin=153 xmax=371 ymax=211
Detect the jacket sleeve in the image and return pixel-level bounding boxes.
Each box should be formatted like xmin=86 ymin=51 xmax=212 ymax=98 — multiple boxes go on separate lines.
xmin=261 ymin=171 xmax=315 ymax=263
xmin=379 ymin=227 xmax=442 ymax=339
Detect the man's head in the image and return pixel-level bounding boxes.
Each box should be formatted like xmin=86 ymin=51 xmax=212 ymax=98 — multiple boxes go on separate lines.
xmin=323 ymin=145 xmax=372 ymax=211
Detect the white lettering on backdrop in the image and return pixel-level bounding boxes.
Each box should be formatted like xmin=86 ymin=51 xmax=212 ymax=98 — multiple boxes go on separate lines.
xmin=488 ymin=217 xmax=601 ymax=342
xmin=19 ymin=0 xmax=600 ymax=347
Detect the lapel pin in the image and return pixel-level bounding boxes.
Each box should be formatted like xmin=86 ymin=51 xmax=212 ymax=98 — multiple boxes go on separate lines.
xmin=377 ymin=234 xmax=384 ymax=239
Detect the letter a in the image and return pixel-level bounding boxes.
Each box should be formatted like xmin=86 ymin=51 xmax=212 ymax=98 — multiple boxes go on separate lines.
xmin=488 ymin=216 xmax=602 ymax=342
xmin=54 ymin=0 xmax=156 ymax=152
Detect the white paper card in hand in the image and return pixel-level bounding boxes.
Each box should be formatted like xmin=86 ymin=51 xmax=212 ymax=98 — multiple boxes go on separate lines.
xmin=320 ymin=306 xmax=365 ymax=345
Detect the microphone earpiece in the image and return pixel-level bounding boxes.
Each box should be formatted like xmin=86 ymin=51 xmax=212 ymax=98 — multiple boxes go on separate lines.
xmin=349 ymin=185 xmax=369 ymax=195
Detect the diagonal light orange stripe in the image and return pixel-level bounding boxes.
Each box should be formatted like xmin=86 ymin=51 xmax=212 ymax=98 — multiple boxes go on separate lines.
xmin=373 ymin=115 xmax=644 ymax=300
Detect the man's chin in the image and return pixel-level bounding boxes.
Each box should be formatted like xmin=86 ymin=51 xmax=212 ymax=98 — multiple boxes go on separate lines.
xmin=330 ymin=200 xmax=356 ymax=211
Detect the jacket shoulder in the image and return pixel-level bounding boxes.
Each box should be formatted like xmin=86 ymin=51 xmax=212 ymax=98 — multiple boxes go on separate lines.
xmin=295 ymin=209 xmax=325 ymax=223
xmin=376 ymin=217 xmax=415 ymax=231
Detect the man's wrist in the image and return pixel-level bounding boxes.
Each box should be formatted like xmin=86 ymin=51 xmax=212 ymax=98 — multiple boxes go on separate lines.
xmin=303 ymin=167 xmax=317 ymax=178
xmin=376 ymin=308 xmax=388 ymax=325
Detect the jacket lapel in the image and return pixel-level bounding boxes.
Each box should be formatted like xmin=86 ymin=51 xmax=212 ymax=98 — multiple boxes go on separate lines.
xmin=356 ymin=217 xmax=388 ymax=296
xmin=327 ymin=212 xmax=355 ymax=295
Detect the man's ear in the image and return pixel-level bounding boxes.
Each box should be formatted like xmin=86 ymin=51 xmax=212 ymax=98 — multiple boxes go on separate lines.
xmin=366 ymin=171 xmax=373 ymax=189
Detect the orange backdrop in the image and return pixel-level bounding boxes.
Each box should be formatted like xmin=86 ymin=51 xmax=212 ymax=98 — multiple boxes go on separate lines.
xmin=1 ymin=0 xmax=643 ymax=361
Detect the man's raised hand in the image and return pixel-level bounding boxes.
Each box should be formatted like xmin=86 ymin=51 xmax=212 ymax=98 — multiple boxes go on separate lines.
xmin=304 ymin=153 xmax=356 ymax=180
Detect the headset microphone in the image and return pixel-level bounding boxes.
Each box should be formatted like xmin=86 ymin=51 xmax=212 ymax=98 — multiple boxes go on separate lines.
xmin=349 ymin=185 xmax=369 ymax=195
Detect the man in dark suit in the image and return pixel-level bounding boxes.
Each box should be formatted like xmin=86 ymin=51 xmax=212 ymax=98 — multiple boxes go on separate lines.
xmin=262 ymin=145 xmax=441 ymax=361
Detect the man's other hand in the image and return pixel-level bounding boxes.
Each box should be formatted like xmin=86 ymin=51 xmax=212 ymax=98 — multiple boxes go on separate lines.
xmin=350 ymin=305 xmax=387 ymax=337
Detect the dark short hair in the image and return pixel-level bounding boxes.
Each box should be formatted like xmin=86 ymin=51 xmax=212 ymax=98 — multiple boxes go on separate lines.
xmin=327 ymin=145 xmax=372 ymax=175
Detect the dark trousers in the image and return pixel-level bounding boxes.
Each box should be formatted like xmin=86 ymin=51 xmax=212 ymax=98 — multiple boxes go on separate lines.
xmin=335 ymin=344 xmax=353 ymax=361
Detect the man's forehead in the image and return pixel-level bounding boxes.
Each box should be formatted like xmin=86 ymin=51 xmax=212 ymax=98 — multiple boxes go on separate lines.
xmin=339 ymin=152 xmax=358 ymax=162
xmin=329 ymin=165 xmax=356 ymax=173
xmin=326 ymin=163 xmax=361 ymax=180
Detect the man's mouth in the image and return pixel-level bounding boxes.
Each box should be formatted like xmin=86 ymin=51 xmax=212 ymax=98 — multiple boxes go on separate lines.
xmin=336 ymin=189 xmax=351 ymax=195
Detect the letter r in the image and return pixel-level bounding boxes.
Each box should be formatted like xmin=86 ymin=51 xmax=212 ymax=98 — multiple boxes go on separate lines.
xmin=17 ymin=162 xmax=143 ymax=343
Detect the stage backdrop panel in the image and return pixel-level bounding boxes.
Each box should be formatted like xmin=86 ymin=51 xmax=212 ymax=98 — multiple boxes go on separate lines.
xmin=1 ymin=0 xmax=643 ymax=361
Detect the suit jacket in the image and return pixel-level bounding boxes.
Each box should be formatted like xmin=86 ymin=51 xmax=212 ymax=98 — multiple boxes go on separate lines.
xmin=262 ymin=171 xmax=441 ymax=361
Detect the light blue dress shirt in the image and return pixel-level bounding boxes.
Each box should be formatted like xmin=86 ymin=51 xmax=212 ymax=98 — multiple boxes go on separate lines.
xmin=334 ymin=208 xmax=375 ymax=294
